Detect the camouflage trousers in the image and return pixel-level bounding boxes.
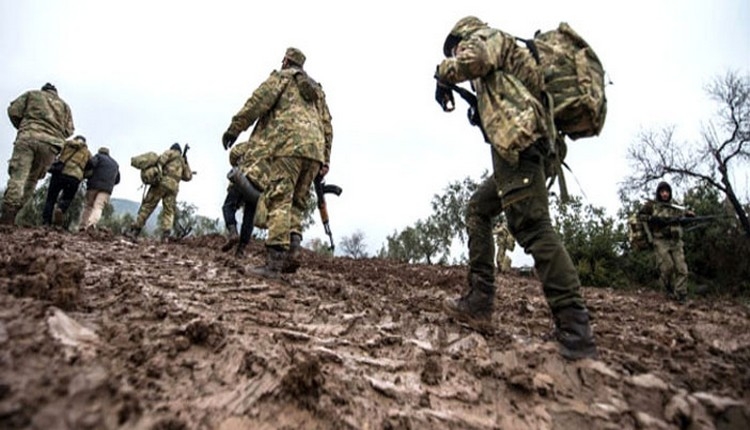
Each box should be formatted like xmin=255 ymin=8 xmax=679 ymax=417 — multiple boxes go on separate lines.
xmin=134 ymin=184 xmax=177 ymax=232
xmin=466 ymin=145 xmax=585 ymax=312
xmin=652 ymin=238 xmax=688 ymax=296
xmin=2 ymin=136 xmax=59 ymax=211
xmin=265 ymin=156 xmax=320 ymax=248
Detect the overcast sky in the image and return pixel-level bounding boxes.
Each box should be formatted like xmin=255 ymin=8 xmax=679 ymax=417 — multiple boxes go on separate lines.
xmin=1 ymin=0 xmax=748 ymax=263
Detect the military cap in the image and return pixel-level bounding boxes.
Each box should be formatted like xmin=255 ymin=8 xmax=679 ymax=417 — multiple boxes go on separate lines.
xmin=171 ymin=143 xmax=181 ymax=152
xmin=73 ymin=135 xmax=87 ymax=143
xmin=284 ymin=47 xmax=306 ymax=67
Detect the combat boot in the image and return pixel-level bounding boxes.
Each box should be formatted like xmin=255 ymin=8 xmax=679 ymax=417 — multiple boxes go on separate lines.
xmin=0 ymin=204 xmax=18 ymax=226
xmin=161 ymin=229 xmax=173 ymax=243
xmin=52 ymin=207 xmax=65 ymax=226
xmin=443 ymin=274 xmax=495 ymax=333
xmin=221 ymin=224 xmax=239 ymax=252
xmin=124 ymin=225 xmax=141 ymax=241
xmin=252 ymin=246 xmax=288 ymax=279
xmin=283 ymin=232 xmax=303 ymax=273
xmin=552 ymin=306 xmax=598 ymax=360
xmin=235 ymin=243 xmax=247 ymax=259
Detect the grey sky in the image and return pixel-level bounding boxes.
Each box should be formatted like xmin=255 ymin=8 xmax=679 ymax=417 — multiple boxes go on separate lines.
xmin=1 ymin=0 xmax=748 ymax=263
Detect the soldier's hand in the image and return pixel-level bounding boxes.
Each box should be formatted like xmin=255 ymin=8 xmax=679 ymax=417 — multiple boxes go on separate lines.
xmin=434 ymin=80 xmax=455 ymax=112
xmin=222 ymin=131 xmax=238 ymax=150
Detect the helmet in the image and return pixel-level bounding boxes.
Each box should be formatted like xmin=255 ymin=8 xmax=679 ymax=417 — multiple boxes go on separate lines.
xmin=443 ymin=16 xmax=487 ymax=57
xmin=284 ymin=47 xmax=306 ymax=67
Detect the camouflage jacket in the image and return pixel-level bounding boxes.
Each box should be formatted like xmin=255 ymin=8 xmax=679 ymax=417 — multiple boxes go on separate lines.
xmin=639 ymin=200 xmax=686 ymax=241
xmin=227 ymin=67 xmax=331 ymax=164
xmin=229 ymin=140 xmax=272 ymax=190
xmin=58 ymin=137 xmax=92 ymax=181
xmin=158 ymin=149 xmax=192 ymax=193
xmin=436 ymin=22 xmax=548 ymax=165
xmin=7 ymin=89 xmax=74 ymax=149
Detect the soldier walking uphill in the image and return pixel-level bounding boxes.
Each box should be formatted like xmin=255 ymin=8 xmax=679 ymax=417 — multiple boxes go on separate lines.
xmin=494 ymin=218 xmax=515 ymax=274
xmin=220 ymin=139 xmax=271 ymax=258
xmin=638 ymin=181 xmax=694 ymax=303
xmin=42 ymin=135 xmax=91 ymax=226
xmin=222 ymin=47 xmax=333 ymax=276
xmin=2 ymin=83 xmax=75 ymax=225
xmin=126 ymin=143 xmax=192 ymax=241
xmin=79 ymin=147 xmax=120 ymax=230
xmin=435 ymin=16 xmax=597 ymax=360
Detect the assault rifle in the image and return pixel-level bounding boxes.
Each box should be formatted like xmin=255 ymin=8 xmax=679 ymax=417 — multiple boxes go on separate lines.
xmin=313 ymin=174 xmax=343 ymax=251
xmin=182 ymin=143 xmax=190 ymax=161
xmin=650 ymin=215 xmax=732 ymax=231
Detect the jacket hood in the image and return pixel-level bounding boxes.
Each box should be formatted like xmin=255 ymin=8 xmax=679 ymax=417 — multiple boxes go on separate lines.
xmin=443 ymin=16 xmax=488 ymax=57
xmin=656 ymin=181 xmax=672 ymax=202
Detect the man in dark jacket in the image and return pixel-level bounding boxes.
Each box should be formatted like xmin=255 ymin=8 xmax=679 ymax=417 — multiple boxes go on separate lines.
xmin=79 ymin=147 xmax=120 ymax=230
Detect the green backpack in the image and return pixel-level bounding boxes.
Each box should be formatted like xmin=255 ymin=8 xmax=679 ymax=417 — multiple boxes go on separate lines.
xmin=531 ymin=22 xmax=608 ymax=140
xmin=130 ymin=151 xmax=162 ymax=186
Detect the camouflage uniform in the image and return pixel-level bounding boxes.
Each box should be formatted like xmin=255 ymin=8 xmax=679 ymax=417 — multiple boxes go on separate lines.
xmin=224 ymin=47 xmax=332 ymax=272
xmin=42 ymin=136 xmax=91 ymax=226
xmin=2 ymin=84 xmax=74 ymax=223
xmin=639 ymin=182 xmax=690 ymax=300
xmin=222 ymin=140 xmax=272 ymax=255
xmin=494 ymin=221 xmax=515 ymax=273
xmin=132 ymin=146 xmax=192 ymax=235
xmin=437 ymin=17 xmax=596 ymax=360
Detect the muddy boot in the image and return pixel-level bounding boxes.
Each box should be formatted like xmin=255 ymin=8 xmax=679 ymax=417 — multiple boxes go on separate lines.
xmin=0 ymin=205 xmax=18 ymax=226
xmin=161 ymin=229 xmax=173 ymax=243
xmin=553 ymin=306 xmax=598 ymax=361
xmin=52 ymin=207 xmax=65 ymax=226
xmin=124 ymin=225 xmax=141 ymax=241
xmin=443 ymin=274 xmax=495 ymax=333
xmin=283 ymin=232 xmax=303 ymax=273
xmin=235 ymin=242 xmax=247 ymax=259
xmin=252 ymin=246 xmax=288 ymax=279
xmin=221 ymin=224 xmax=239 ymax=252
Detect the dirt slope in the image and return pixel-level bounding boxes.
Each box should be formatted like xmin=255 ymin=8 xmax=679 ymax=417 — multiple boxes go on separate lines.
xmin=0 ymin=226 xmax=748 ymax=429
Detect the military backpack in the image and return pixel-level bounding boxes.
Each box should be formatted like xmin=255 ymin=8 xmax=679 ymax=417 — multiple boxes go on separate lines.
xmin=530 ymin=22 xmax=608 ymax=140
xmin=130 ymin=151 xmax=162 ymax=186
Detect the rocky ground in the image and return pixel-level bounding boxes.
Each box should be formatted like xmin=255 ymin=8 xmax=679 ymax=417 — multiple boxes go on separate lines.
xmin=0 ymin=225 xmax=748 ymax=430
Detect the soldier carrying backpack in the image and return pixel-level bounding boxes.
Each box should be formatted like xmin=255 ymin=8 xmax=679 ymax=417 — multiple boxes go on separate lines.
xmin=435 ymin=16 xmax=603 ymax=361
xmin=126 ymin=143 xmax=192 ymax=241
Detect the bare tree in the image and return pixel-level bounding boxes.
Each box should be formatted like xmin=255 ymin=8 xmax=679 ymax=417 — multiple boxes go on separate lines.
xmin=339 ymin=230 xmax=369 ymax=259
xmin=625 ymin=71 xmax=750 ymax=236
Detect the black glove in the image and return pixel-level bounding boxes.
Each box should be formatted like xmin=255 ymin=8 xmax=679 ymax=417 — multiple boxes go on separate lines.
xmin=435 ymin=80 xmax=455 ymax=112
xmin=222 ymin=131 xmax=237 ymax=150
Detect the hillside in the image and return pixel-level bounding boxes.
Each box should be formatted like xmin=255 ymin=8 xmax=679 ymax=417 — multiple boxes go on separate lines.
xmin=0 ymin=225 xmax=748 ymax=429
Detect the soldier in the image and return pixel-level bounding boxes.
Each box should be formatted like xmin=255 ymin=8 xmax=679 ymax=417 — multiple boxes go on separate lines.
xmin=221 ymin=47 xmax=332 ymax=276
xmin=221 ymin=140 xmax=270 ymax=258
xmin=126 ymin=143 xmax=192 ymax=241
xmin=638 ymin=181 xmax=694 ymax=303
xmin=1 ymin=83 xmax=74 ymax=225
xmin=494 ymin=218 xmax=515 ymax=274
xmin=79 ymin=147 xmax=120 ymax=230
xmin=436 ymin=16 xmax=597 ymax=360
xmin=42 ymin=135 xmax=91 ymax=226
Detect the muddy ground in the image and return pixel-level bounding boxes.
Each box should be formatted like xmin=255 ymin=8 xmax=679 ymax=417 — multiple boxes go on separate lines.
xmin=0 ymin=225 xmax=748 ymax=430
